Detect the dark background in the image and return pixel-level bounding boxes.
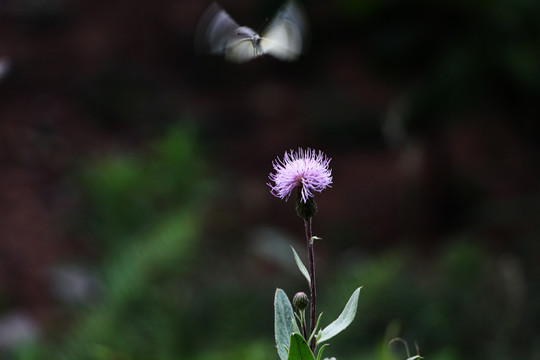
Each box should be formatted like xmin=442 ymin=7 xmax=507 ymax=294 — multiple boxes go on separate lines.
xmin=1 ymin=0 xmax=539 ymax=359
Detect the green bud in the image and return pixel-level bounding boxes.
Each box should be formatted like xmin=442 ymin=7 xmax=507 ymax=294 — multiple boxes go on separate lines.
xmin=293 ymin=292 xmax=309 ymax=311
xmin=296 ymin=196 xmax=318 ymax=220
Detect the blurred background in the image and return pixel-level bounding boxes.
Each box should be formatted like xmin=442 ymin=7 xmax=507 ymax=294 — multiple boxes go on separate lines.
xmin=1 ymin=0 xmax=540 ymax=359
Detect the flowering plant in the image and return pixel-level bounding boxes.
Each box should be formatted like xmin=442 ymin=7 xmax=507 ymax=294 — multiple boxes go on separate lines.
xmin=268 ymin=148 xmax=361 ymax=360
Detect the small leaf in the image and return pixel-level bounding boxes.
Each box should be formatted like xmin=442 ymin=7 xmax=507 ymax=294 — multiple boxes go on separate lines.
xmin=287 ymin=333 xmax=316 ymax=360
xmin=316 ymin=343 xmax=330 ymax=360
xmin=291 ymin=246 xmax=311 ymax=285
xmin=310 ymin=236 xmax=322 ymax=244
xmin=317 ymin=287 xmax=362 ymax=344
xmin=275 ymin=289 xmax=295 ymax=360
xmin=406 ymin=356 xmax=423 ymax=360
xmin=307 ymin=312 xmax=323 ymax=345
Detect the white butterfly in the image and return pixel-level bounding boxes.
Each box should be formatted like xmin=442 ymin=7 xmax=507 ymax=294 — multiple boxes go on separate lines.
xmin=195 ymin=1 xmax=308 ymax=63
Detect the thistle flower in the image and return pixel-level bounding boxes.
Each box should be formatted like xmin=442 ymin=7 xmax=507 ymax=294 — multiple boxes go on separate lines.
xmin=268 ymin=148 xmax=332 ymax=203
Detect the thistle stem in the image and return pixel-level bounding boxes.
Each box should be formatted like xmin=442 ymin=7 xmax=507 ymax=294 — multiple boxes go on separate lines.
xmin=304 ymin=218 xmax=317 ymax=352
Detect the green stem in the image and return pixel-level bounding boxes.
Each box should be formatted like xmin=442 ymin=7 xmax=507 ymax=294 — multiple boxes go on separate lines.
xmin=300 ymin=310 xmax=308 ymax=340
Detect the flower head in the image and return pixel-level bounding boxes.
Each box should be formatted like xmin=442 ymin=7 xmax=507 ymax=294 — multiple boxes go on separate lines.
xmin=293 ymin=292 xmax=309 ymax=311
xmin=268 ymin=148 xmax=332 ymax=203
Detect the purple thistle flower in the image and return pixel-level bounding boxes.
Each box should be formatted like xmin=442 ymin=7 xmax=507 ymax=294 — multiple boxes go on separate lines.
xmin=268 ymin=148 xmax=333 ymax=203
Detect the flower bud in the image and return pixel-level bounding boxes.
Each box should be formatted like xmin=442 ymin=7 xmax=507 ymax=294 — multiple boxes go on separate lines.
xmin=293 ymin=292 xmax=309 ymax=311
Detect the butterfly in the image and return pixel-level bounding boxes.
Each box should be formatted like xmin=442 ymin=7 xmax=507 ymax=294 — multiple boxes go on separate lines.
xmin=195 ymin=1 xmax=308 ymax=63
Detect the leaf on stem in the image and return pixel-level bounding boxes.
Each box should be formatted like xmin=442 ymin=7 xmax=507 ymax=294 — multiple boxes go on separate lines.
xmin=290 ymin=246 xmax=311 ymax=286
xmin=275 ymin=289 xmax=295 ymax=360
xmin=316 ymin=287 xmax=362 ymax=345
xmin=316 ymin=343 xmax=330 ymax=360
xmin=307 ymin=312 xmax=323 ymax=345
xmin=287 ymin=333 xmax=316 ymax=360
xmin=310 ymin=236 xmax=322 ymax=244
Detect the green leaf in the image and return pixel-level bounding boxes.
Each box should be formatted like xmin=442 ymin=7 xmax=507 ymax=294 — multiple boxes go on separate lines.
xmin=287 ymin=334 xmax=316 ymax=360
xmin=275 ymin=289 xmax=295 ymax=360
xmin=290 ymin=246 xmax=311 ymax=285
xmin=307 ymin=312 xmax=323 ymax=345
xmin=316 ymin=343 xmax=330 ymax=360
xmin=310 ymin=236 xmax=322 ymax=244
xmin=317 ymin=287 xmax=362 ymax=344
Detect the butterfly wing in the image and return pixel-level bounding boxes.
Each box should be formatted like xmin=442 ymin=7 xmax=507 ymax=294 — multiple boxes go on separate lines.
xmin=259 ymin=1 xmax=308 ymax=61
xmin=225 ymin=28 xmax=263 ymax=63
xmin=195 ymin=2 xmax=243 ymax=55
xmin=195 ymin=2 xmax=263 ymax=63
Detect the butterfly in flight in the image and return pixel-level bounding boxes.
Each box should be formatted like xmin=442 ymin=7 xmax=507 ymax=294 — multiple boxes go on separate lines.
xmin=195 ymin=1 xmax=308 ymax=63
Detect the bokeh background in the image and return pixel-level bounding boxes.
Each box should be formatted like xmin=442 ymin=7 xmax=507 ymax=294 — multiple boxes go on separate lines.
xmin=1 ymin=0 xmax=540 ymax=359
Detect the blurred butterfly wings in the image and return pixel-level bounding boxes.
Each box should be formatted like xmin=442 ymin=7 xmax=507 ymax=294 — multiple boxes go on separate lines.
xmin=259 ymin=9 xmax=304 ymax=61
xmin=195 ymin=2 xmax=242 ymax=55
xmin=195 ymin=1 xmax=308 ymax=63
xmin=224 ymin=27 xmax=263 ymax=63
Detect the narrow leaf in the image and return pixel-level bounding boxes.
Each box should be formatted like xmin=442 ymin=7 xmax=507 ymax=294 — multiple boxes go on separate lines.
xmin=290 ymin=246 xmax=310 ymax=285
xmin=307 ymin=312 xmax=323 ymax=345
xmin=317 ymin=287 xmax=362 ymax=344
xmin=316 ymin=343 xmax=330 ymax=360
xmin=275 ymin=289 xmax=295 ymax=360
xmin=287 ymin=333 xmax=316 ymax=360
xmin=310 ymin=236 xmax=322 ymax=244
